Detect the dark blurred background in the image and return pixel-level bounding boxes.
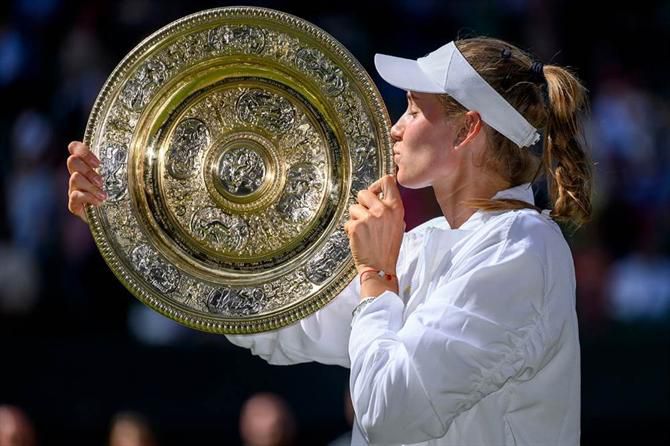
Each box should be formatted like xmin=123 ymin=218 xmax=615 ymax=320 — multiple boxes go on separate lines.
xmin=0 ymin=0 xmax=668 ymax=444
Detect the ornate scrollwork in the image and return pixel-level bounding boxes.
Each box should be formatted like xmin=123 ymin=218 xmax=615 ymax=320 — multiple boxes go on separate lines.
xmin=207 ymin=25 xmax=266 ymax=54
xmin=218 ymin=146 xmax=266 ymax=196
xmin=305 ymin=231 xmax=350 ymax=284
xmin=295 ymin=47 xmax=346 ymax=96
xmin=351 ymin=136 xmax=378 ymax=191
xmin=190 ymin=207 xmax=250 ymax=252
xmin=236 ymin=89 xmax=296 ymax=134
xmin=130 ymin=245 xmax=181 ymax=293
xmin=100 ymin=142 xmax=128 ymax=202
xmin=276 ymin=163 xmax=322 ymax=222
xmin=166 ymin=118 xmax=210 ymax=180
xmin=119 ymin=60 xmax=167 ymax=111
xmin=206 ymin=287 xmax=265 ymax=315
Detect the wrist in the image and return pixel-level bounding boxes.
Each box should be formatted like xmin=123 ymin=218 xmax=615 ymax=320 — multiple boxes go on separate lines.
xmin=357 ymin=264 xmax=396 ymax=276
xmin=359 ymin=273 xmax=398 ymax=300
xmin=359 ymin=269 xmax=397 ymax=285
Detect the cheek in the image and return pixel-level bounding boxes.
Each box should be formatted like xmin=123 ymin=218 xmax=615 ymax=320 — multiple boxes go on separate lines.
xmin=402 ymin=119 xmax=431 ymax=148
xmin=395 ymin=121 xmax=454 ymax=187
xmin=404 ymin=120 xmax=450 ymax=159
xmin=395 ymin=135 xmax=433 ymax=185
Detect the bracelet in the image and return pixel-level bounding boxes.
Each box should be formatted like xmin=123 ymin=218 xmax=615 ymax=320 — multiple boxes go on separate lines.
xmin=359 ymin=269 xmax=397 ymax=285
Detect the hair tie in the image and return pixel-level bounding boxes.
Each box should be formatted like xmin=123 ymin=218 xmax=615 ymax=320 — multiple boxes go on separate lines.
xmin=500 ymin=47 xmax=512 ymax=60
xmin=530 ymin=61 xmax=545 ymax=82
xmin=531 ymin=61 xmax=550 ymax=105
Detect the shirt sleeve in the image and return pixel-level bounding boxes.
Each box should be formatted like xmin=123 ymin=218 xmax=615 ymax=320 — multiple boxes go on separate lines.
xmin=225 ymin=276 xmax=360 ymax=368
xmin=348 ymin=240 xmax=546 ymax=444
xmin=226 ymin=232 xmax=416 ymax=368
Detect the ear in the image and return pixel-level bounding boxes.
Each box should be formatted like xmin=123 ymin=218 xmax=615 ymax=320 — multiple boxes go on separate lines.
xmin=453 ymin=111 xmax=483 ymax=149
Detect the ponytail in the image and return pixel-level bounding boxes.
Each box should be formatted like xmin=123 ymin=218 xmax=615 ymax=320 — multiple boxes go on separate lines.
xmin=543 ymin=65 xmax=592 ymax=226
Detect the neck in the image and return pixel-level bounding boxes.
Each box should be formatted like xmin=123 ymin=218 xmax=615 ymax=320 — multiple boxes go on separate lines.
xmin=432 ymin=173 xmax=510 ymax=229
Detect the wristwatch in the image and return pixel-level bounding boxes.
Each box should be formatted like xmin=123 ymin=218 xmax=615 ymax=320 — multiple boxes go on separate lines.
xmin=351 ymin=296 xmax=378 ymax=322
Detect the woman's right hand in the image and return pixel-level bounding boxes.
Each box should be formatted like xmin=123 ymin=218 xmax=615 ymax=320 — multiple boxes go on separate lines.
xmin=66 ymin=141 xmax=107 ymax=223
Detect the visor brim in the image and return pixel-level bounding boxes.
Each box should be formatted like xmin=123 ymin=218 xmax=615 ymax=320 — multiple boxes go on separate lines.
xmin=374 ymin=53 xmax=445 ymax=94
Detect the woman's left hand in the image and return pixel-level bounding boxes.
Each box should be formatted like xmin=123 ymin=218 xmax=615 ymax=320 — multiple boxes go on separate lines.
xmin=344 ymin=174 xmax=405 ymax=276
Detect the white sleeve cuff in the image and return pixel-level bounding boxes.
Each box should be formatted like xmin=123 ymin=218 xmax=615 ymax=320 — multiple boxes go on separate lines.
xmin=349 ymin=290 xmax=405 ymax=358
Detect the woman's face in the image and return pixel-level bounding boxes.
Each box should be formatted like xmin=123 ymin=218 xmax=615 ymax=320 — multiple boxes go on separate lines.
xmin=391 ymin=92 xmax=460 ymax=189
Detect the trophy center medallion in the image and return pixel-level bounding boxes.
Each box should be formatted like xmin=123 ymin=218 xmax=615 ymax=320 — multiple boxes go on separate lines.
xmin=217 ymin=145 xmax=267 ymax=197
xmin=208 ymin=133 xmax=278 ymax=206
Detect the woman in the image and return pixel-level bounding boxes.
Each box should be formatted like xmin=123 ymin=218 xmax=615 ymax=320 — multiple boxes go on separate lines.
xmin=67 ymin=37 xmax=591 ymax=445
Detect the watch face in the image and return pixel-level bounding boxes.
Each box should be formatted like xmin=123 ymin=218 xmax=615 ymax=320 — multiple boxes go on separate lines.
xmin=84 ymin=6 xmax=392 ymax=334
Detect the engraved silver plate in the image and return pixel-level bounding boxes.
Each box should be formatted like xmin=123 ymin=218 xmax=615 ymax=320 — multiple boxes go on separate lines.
xmin=84 ymin=7 xmax=392 ymax=334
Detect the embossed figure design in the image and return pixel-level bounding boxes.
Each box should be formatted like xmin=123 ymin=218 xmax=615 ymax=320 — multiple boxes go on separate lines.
xmin=84 ymin=7 xmax=392 ymax=333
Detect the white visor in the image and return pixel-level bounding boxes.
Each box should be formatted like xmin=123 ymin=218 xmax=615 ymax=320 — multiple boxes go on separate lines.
xmin=375 ymin=41 xmax=540 ymax=148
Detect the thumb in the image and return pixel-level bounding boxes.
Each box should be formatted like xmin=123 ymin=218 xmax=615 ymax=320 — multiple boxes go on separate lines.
xmin=380 ymin=174 xmax=400 ymax=203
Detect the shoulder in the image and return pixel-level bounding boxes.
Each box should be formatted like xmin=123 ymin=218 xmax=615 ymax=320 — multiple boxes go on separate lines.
xmin=474 ymin=208 xmax=569 ymax=261
xmin=477 ymin=209 xmax=575 ymax=301
xmin=448 ymin=209 xmax=571 ymax=288
xmin=504 ymin=209 xmax=569 ymax=259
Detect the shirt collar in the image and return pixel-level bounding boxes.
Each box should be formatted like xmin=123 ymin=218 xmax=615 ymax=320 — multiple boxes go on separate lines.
xmin=490 ymin=182 xmax=535 ymax=203
xmin=424 ymin=182 xmax=535 ymax=231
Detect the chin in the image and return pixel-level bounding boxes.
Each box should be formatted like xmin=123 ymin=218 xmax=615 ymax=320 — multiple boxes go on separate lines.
xmin=396 ymin=169 xmax=429 ymax=189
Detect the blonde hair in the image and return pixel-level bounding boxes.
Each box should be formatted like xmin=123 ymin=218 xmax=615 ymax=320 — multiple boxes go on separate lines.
xmin=438 ymin=37 xmax=592 ymax=227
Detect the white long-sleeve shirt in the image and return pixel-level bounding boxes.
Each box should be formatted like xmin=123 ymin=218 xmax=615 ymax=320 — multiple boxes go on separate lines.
xmin=228 ymin=183 xmax=580 ymax=445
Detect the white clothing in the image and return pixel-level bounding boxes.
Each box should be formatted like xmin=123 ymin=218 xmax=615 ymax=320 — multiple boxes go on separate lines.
xmin=227 ymin=183 xmax=580 ymax=445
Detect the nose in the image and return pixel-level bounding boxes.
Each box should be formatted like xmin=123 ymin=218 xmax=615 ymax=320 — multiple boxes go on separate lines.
xmin=390 ymin=119 xmax=403 ymax=142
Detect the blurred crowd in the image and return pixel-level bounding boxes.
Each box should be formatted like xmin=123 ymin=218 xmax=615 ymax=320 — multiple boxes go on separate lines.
xmin=0 ymin=0 xmax=668 ymax=444
xmin=0 ymin=389 xmax=352 ymax=445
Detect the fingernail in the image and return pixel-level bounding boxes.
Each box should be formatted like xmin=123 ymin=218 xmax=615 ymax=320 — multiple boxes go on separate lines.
xmin=94 ymin=176 xmax=103 ymax=187
xmin=97 ymin=192 xmax=107 ymax=200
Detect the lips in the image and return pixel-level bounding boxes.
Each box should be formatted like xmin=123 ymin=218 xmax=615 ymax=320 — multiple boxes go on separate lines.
xmin=393 ymin=146 xmax=401 ymax=163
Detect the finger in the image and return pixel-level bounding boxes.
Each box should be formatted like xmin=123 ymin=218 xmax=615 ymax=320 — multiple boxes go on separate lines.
xmin=69 ymin=172 xmax=107 ymax=201
xmin=67 ymin=141 xmax=77 ymax=154
xmin=343 ymin=220 xmax=357 ymax=237
xmin=67 ymin=155 xmax=104 ymax=188
xmin=367 ymin=176 xmax=384 ymax=196
xmin=68 ymin=141 xmax=100 ymax=167
xmin=69 ymin=190 xmax=102 ymax=216
xmin=68 ymin=141 xmax=88 ymax=156
xmin=381 ymin=175 xmax=401 ymax=202
xmin=67 ymin=152 xmax=100 ymax=173
xmin=349 ymin=204 xmax=368 ymax=220
xmin=356 ymin=189 xmax=380 ymax=209
xmin=370 ymin=175 xmax=401 ymax=203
